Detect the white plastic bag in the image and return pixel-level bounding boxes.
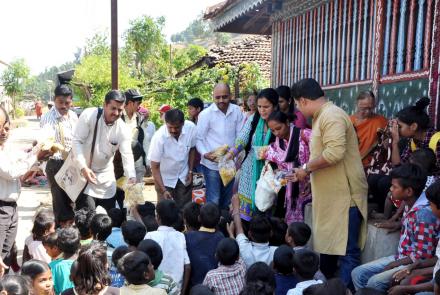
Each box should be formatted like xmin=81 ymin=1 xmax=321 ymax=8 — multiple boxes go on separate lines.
xmin=255 ymin=162 xmax=277 ymax=212
xmin=124 ymin=182 xmax=145 ymax=207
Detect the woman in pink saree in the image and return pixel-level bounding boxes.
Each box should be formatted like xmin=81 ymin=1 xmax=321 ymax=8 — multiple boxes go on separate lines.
xmin=262 ymin=111 xmax=312 ymax=223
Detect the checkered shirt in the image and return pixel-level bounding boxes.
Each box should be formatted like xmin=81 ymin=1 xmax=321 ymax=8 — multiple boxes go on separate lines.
xmin=202 ymin=259 xmax=246 ymax=295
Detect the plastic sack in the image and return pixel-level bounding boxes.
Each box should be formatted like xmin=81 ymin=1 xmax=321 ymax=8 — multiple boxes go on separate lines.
xmin=255 ymin=162 xmax=281 ymax=212
xmin=219 ymin=156 xmax=236 ymax=186
xmin=124 ymin=182 xmax=145 ymax=207
xmin=212 ymin=144 xmax=229 ymax=162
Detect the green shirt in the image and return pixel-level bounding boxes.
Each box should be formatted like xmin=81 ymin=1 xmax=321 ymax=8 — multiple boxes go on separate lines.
xmin=49 ymin=258 xmax=74 ymax=295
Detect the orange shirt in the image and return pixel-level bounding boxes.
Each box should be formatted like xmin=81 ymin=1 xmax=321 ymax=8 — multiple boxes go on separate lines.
xmin=350 ymin=114 xmax=388 ymax=167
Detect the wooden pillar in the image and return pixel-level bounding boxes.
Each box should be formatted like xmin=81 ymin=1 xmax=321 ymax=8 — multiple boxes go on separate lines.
xmin=429 ymin=0 xmax=440 ymax=128
xmin=111 ymin=0 xmax=118 ymax=90
xmin=372 ymin=0 xmax=386 ymax=96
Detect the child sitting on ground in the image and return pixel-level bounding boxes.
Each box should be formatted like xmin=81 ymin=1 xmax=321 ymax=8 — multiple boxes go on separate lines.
xmin=285 ymin=222 xmax=311 ymax=250
xmin=287 ymin=249 xmax=322 ymax=295
xmin=23 ymin=209 xmax=56 ymax=264
xmin=185 ymin=203 xmax=224 ymax=286
xmin=138 ymin=239 xmax=180 ymax=295
xmin=270 ymin=217 xmax=288 ymax=246
xmin=203 ymin=238 xmax=246 ymax=295
xmin=110 ymin=245 xmax=129 ymax=288
xmin=228 ymin=195 xmax=277 ymax=267
xmin=118 ymin=251 xmax=166 ymax=295
xmin=273 ymin=245 xmax=298 ymax=295
xmin=49 ymin=227 xmax=81 ymax=294
xmin=90 ymin=214 xmax=113 ymax=242
xmin=74 ymin=208 xmax=95 ymax=245
xmin=21 ymin=259 xmax=54 ymax=295
xmin=183 ymin=202 xmax=201 ymax=232
xmin=145 ymin=200 xmax=190 ymax=294
xmin=351 ymin=164 xmax=440 ymax=293
xmin=245 ymin=261 xmax=276 ymax=290
xmin=122 ymin=221 xmax=147 ymax=250
xmin=42 ymin=231 xmax=61 ymax=260
xmin=106 ymin=208 xmax=126 ymax=249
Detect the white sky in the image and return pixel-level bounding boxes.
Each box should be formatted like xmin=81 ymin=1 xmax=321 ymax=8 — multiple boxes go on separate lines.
xmin=0 ymin=0 xmax=221 ymax=75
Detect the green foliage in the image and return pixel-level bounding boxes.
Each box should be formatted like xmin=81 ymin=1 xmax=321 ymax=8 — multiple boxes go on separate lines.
xmin=171 ymin=45 xmax=207 ymax=73
xmin=15 ymin=107 xmax=25 ymax=118
xmin=0 ymin=58 xmax=30 ymax=117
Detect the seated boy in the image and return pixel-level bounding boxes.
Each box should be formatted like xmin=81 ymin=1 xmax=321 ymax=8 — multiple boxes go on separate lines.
xmin=138 ymin=239 xmax=180 ymax=295
xmin=106 ymin=208 xmax=126 ymax=249
xmin=351 ymin=164 xmax=440 ymax=292
xmin=273 ymin=245 xmax=298 ymax=295
xmin=42 ymin=231 xmax=61 ymax=260
xmin=90 ymin=213 xmax=113 ymax=242
xmin=203 ymin=238 xmax=246 ymax=295
xmin=118 ymin=250 xmax=166 ymax=295
xmin=145 ymin=200 xmax=191 ymax=294
xmin=49 ymin=227 xmax=81 ymax=294
xmin=122 ymin=220 xmax=147 ymax=250
xmin=74 ymin=208 xmax=95 ymax=245
xmin=229 ymin=194 xmax=277 ymax=268
xmin=110 ymin=245 xmax=129 ymax=288
xmin=285 ymin=222 xmax=311 ymax=250
xmin=287 ymin=249 xmax=322 ymax=295
xmin=183 ymin=202 xmax=201 ymax=232
xmin=185 ymin=203 xmax=224 ymax=286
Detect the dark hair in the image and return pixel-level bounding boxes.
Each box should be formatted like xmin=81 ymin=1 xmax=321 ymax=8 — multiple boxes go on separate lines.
xmin=409 ymin=148 xmax=437 ymax=175
xmin=136 ymin=202 xmax=156 ymax=218
xmin=216 ymin=238 xmax=239 ymax=266
xmin=245 ymin=88 xmax=278 ymax=154
xmin=276 ymin=85 xmax=291 ymax=101
xmin=292 ymin=248 xmax=320 ymax=279
xmin=31 ymin=209 xmax=55 ymax=241
xmin=74 ymin=208 xmax=95 ymax=239
xmin=245 ymin=262 xmax=276 ymax=289
xmin=396 ymin=97 xmax=431 ymax=130
xmin=54 ymin=84 xmax=73 ymax=98
xmin=199 ymin=203 xmax=220 ymax=228
xmin=190 ymin=284 xmax=214 ymax=295
xmin=112 ymin=245 xmax=130 ymax=267
xmin=164 ymin=109 xmax=185 ymax=124
xmin=287 ymin=222 xmax=311 ymax=246
xmin=426 ymin=181 xmax=440 ymax=210
xmin=269 ymin=217 xmax=288 ymax=246
xmin=303 ymin=278 xmax=347 ymax=295
xmin=356 ymin=90 xmax=375 ymax=101
xmin=273 ymin=245 xmax=295 ymax=275
xmin=117 ymin=251 xmax=152 ymax=285
xmin=183 ymin=202 xmax=201 ymax=230
xmin=217 ymin=209 xmax=232 ymax=238
xmin=267 ymin=110 xmax=291 ymax=127
xmin=72 ymin=242 xmax=110 ymax=295
xmin=57 ymin=227 xmax=80 ymax=255
xmin=187 ymin=98 xmax=204 ymax=110
xmin=90 ymin=214 xmax=113 ymax=241
xmin=239 ymin=281 xmax=274 ymax=295
xmin=141 ymin=215 xmax=159 ymax=232
xmin=354 ymin=288 xmax=386 ymax=295
xmin=0 ymin=106 xmax=10 ymax=126
xmin=435 ymin=268 xmax=440 ymax=286
xmin=107 ymin=208 xmax=125 ymax=228
xmin=1 ymin=275 xmax=30 ymax=295
xmin=390 ymin=163 xmax=427 ymax=197
xmin=121 ymin=221 xmax=147 ymax=247
xmin=137 ymin=239 xmax=163 ymax=270
xmin=21 ymin=260 xmax=50 ymax=280
xmin=156 ymin=200 xmax=179 ymax=226
xmin=104 ymin=90 xmax=125 ymax=104
xmin=173 ymin=212 xmax=185 ymax=232
xmin=42 ymin=231 xmax=58 ymax=248
xmin=292 ymin=78 xmax=324 ymax=101
xmin=249 ymin=215 xmax=272 ymax=243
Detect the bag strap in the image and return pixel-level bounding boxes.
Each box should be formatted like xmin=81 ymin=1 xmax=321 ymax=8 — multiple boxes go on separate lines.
xmin=89 ymin=108 xmax=103 ymax=167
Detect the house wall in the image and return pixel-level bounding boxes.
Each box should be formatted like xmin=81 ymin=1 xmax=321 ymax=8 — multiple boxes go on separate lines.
xmin=271 ymin=0 xmax=438 ymax=122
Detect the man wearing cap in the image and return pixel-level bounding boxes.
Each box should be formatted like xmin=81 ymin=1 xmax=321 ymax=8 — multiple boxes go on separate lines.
xmin=40 ymin=84 xmax=78 ymax=225
xmin=158 ymin=104 xmax=172 ymax=122
xmin=196 ymin=83 xmax=244 ymax=209
xmin=72 ymin=90 xmax=136 ymax=211
xmin=292 ymin=78 xmax=368 ymax=287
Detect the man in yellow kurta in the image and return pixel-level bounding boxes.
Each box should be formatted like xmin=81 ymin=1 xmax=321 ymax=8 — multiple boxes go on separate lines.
xmin=292 ymin=78 xmax=368 ymax=287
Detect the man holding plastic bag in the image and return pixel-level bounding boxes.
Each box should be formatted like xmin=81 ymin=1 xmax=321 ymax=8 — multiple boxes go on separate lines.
xmin=196 ymin=83 xmax=243 ymax=209
xmin=148 ymin=109 xmax=197 ymax=208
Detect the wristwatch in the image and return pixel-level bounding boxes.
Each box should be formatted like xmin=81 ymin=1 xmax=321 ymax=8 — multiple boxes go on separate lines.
xmin=302 ymin=163 xmax=311 ymax=174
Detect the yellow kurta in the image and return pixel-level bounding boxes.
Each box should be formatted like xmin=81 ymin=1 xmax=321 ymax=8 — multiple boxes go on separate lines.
xmin=310 ymin=102 xmax=368 ymax=255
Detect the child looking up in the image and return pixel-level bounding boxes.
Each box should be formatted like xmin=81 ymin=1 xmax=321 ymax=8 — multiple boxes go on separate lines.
xmin=21 ymin=259 xmax=54 ymax=295
xmin=273 ymin=245 xmax=298 ymax=295
xmin=285 ymin=222 xmax=311 ymax=250
xmin=287 ymin=249 xmax=322 ymax=295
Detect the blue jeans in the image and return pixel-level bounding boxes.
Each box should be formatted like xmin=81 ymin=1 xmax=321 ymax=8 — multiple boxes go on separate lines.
xmin=320 ymin=207 xmax=362 ymax=287
xmin=201 ymin=165 xmax=234 ymax=210
xmin=351 ymin=255 xmax=406 ymax=292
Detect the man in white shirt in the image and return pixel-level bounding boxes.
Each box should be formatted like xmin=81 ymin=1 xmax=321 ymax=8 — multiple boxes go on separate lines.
xmin=196 ymin=83 xmax=243 ymax=209
xmin=0 ymin=106 xmax=50 ymax=272
xmin=40 ymin=84 xmax=78 ymax=225
xmin=72 ymin=90 xmax=136 ymax=212
xmin=148 ymin=109 xmax=196 ymax=208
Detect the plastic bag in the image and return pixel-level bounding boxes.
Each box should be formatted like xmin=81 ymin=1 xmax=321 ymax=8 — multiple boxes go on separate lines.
xmin=255 ymin=162 xmax=284 ymax=212
xmin=219 ymin=156 xmax=236 ymax=186
xmin=212 ymin=144 xmax=229 ymax=162
xmin=124 ymin=182 xmax=145 ymax=207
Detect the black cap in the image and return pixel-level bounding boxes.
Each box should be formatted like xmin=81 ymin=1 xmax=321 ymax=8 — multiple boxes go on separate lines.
xmin=125 ymin=89 xmax=143 ymax=101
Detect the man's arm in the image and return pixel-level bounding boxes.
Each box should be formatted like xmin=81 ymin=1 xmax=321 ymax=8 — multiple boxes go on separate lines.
xmin=151 ymin=161 xmax=168 ymax=197
xmin=195 ymin=112 xmax=216 ymax=161
xmin=71 ymin=109 xmax=92 ymax=171
xmin=182 ymin=264 xmax=191 ymax=295
xmin=188 ymin=147 xmax=195 ymax=172
xmin=119 ymin=125 xmax=136 ymax=181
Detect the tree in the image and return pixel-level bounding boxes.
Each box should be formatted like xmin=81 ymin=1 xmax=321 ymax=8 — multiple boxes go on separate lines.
xmin=0 ymin=59 xmax=30 ymax=118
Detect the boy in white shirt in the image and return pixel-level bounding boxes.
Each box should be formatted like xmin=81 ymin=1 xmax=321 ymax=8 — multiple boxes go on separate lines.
xmin=287 ymin=249 xmax=323 ymax=295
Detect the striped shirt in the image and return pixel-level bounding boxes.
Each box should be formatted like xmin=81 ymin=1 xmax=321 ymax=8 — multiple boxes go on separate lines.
xmin=40 ymin=107 xmax=78 ymax=160
xmin=148 ymin=270 xmax=180 ymax=295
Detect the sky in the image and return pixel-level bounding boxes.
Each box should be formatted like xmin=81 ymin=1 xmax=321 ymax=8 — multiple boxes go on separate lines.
xmin=0 ymin=0 xmax=221 ymax=75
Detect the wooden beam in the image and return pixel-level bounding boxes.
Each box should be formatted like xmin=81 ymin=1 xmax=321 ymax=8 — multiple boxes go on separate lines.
xmin=111 ymin=0 xmax=118 ymax=90
xmin=242 ymin=9 xmax=266 ymax=31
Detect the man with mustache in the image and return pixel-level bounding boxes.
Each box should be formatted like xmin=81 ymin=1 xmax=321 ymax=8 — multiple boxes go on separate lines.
xmin=196 ymin=83 xmax=243 ymax=209
xmin=72 ymin=90 xmax=136 ymax=212
xmin=148 ymin=109 xmax=197 ymax=208
xmin=40 ymin=84 xmax=78 ymax=226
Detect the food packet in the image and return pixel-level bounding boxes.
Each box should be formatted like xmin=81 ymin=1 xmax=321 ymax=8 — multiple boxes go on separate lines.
xmin=273 ymin=170 xmax=288 ymax=192
xmin=124 ymin=182 xmax=145 ymax=207
xmin=212 ymin=144 xmax=229 ymax=162
xmin=219 ymin=156 xmax=236 ymax=186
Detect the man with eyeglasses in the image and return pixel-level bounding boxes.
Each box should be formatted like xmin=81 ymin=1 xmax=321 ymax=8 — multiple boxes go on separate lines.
xmin=196 ymin=83 xmax=244 ymax=209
